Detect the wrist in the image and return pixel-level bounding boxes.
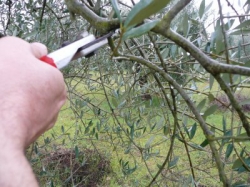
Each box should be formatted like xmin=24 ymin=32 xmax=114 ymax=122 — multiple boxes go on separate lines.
xmin=0 ymin=139 xmax=39 ymax=187
xmin=0 ymin=121 xmax=39 ymax=187
xmin=0 ymin=107 xmax=28 ymax=151
xmin=0 ymin=91 xmax=34 ymax=149
xmin=0 ymin=127 xmax=26 ymax=153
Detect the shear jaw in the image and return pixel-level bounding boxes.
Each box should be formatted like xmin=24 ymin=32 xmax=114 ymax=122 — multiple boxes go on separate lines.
xmin=72 ymin=31 xmax=110 ymax=60
xmin=62 ymin=31 xmax=97 ymax=61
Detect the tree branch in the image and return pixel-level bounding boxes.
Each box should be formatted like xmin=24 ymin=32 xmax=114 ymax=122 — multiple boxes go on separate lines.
xmin=214 ymin=74 xmax=250 ymax=136
xmin=64 ymin=0 xmax=121 ymax=34
xmin=160 ymin=0 xmax=192 ymax=29
xmin=119 ymin=55 xmax=229 ymax=185
xmin=152 ymin=28 xmax=250 ymax=76
xmin=122 ymin=55 xmax=211 ymax=136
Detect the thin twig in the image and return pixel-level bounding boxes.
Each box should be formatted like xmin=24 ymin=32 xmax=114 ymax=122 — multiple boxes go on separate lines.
xmin=39 ymin=0 xmax=47 ymax=27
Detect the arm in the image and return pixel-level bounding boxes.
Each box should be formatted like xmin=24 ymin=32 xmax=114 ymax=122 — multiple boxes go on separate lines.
xmin=0 ymin=37 xmax=67 ymax=187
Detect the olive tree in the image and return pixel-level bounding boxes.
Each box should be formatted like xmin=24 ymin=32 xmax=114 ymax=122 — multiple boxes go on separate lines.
xmin=1 ymin=0 xmax=250 ymax=186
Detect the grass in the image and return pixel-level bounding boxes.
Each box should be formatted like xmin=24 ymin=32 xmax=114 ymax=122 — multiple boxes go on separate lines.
xmin=31 ymin=75 xmax=250 ymax=187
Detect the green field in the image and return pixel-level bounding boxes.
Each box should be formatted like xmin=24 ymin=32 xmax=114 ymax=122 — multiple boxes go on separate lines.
xmin=30 ymin=75 xmax=250 ymax=187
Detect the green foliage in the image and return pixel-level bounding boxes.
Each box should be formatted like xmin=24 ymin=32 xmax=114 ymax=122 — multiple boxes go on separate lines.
xmin=122 ymin=20 xmax=159 ymax=41
xmin=189 ymin=123 xmax=197 ymax=140
xmin=124 ymin=0 xmax=171 ymax=28
xmin=168 ymin=156 xmax=179 ymax=169
xmin=225 ymin=143 xmax=234 ymax=159
xmin=110 ymin=0 xmax=121 ymax=22
xmin=203 ymin=104 xmax=218 ymax=119
xmin=199 ymin=0 xmax=205 ymax=19
xmin=2 ymin=0 xmax=250 ymax=186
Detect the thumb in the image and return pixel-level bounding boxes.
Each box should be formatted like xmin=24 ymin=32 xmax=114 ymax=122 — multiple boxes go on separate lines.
xmin=30 ymin=42 xmax=48 ymax=59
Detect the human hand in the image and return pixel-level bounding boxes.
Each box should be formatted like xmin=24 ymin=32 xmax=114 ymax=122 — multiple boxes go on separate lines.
xmin=0 ymin=36 xmax=67 ymax=149
xmin=0 ymin=36 xmax=66 ymax=187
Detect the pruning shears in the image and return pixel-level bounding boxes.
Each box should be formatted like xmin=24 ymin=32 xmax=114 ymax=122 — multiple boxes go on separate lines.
xmin=40 ymin=32 xmax=112 ymax=69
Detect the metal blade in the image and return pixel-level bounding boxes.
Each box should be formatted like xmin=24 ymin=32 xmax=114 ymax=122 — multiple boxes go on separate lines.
xmin=72 ymin=32 xmax=113 ymax=60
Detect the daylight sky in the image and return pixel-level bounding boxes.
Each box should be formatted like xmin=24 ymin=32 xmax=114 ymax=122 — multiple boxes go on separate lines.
xmin=202 ymin=0 xmax=246 ymax=31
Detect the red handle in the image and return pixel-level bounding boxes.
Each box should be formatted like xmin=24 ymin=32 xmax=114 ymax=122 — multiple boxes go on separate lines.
xmin=40 ymin=56 xmax=57 ymax=68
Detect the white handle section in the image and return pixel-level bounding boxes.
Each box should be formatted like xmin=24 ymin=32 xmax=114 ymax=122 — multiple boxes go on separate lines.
xmin=48 ymin=35 xmax=96 ymax=69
